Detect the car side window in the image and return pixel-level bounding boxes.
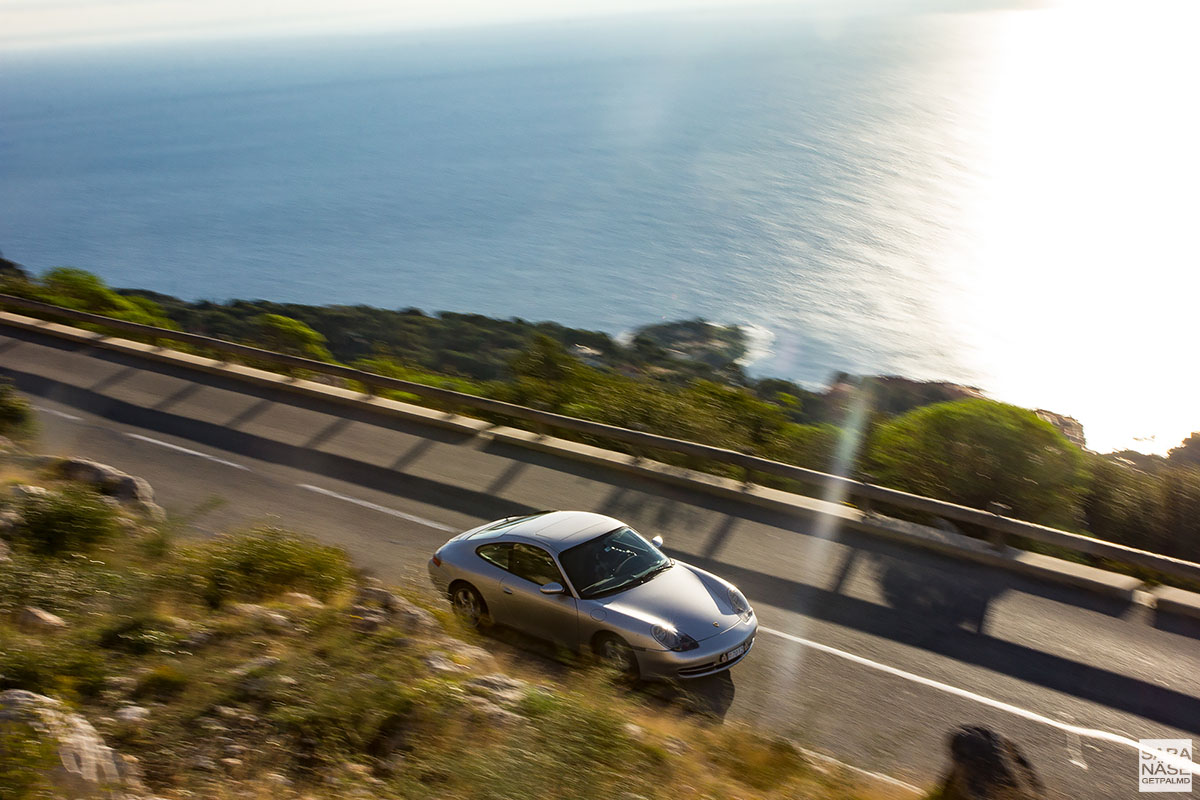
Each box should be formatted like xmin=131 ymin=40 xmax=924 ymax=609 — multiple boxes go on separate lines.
xmin=476 ymin=543 xmax=512 ymax=570
xmin=509 ymin=542 xmax=564 ymax=586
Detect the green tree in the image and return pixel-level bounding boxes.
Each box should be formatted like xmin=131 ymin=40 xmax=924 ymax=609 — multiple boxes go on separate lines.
xmin=1081 ymin=455 xmax=1168 ymax=553
xmin=1168 ymin=432 xmax=1200 ymax=468
xmin=507 ymin=334 xmax=584 ymax=411
xmin=1158 ymin=465 xmax=1200 ymax=561
xmin=763 ymin=423 xmax=843 ymax=472
xmin=682 ymin=380 xmax=789 ymax=448
xmin=865 ymin=398 xmax=1086 ymax=528
xmin=25 ymin=267 xmax=176 ymax=328
xmin=252 ymin=313 xmax=333 ymax=361
xmin=511 ymin=334 xmax=580 ymax=384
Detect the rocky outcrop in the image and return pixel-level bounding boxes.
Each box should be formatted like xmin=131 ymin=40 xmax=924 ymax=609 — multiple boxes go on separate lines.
xmin=0 ymin=506 xmax=21 ymax=536
xmin=1034 ymin=410 xmax=1087 ymax=450
xmin=464 ymin=674 xmax=528 ymax=706
xmin=10 ymin=484 xmax=49 ymax=500
xmin=353 ymin=580 xmax=438 ymax=633
xmin=16 ymin=606 xmax=68 ymax=633
xmin=281 ymin=592 xmax=324 ymax=609
xmin=0 ymin=689 xmax=146 ymax=798
xmin=56 ymin=458 xmax=166 ymax=521
xmin=938 ymin=726 xmax=1044 ymax=799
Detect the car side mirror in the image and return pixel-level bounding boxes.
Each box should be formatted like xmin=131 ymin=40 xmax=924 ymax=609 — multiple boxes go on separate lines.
xmin=651 ymin=535 xmax=664 ymax=548
xmin=539 ymin=582 xmax=566 ymax=595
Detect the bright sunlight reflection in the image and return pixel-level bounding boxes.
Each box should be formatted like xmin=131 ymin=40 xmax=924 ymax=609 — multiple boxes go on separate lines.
xmin=954 ymin=0 xmax=1200 ymax=455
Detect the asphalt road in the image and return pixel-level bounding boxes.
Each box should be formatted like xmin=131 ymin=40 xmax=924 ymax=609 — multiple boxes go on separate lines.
xmin=4 ymin=324 xmax=1199 ymax=799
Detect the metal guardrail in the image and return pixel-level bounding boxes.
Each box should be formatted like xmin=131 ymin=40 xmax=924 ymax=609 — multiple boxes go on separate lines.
xmin=5 ymin=292 xmax=1200 ymax=585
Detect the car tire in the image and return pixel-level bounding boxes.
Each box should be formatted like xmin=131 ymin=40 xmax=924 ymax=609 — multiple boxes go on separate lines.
xmin=594 ymin=633 xmax=639 ymax=680
xmin=450 ymin=582 xmax=489 ymax=629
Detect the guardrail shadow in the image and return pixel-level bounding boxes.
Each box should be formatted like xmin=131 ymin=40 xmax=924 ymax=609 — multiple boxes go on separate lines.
xmin=873 ymin=552 xmax=995 ymax=635
xmin=0 ymin=326 xmax=475 ymax=445
xmin=1154 ymin=611 xmax=1200 ymax=641
xmin=5 ymin=369 xmax=541 ymax=525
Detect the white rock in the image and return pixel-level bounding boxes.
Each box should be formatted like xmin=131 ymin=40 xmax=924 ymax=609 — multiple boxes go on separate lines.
xmin=464 ymin=674 xmax=528 ymax=706
xmin=421 ymin=653 xmax=467 ymax=674
xmin=17 ymin=606 xmax=67 ymax=632
xmin=114 ymin=706 xmax=150 ymax=725
xmin=0 ymin=507 xmax=21 ymax=534
xmin=281 ymin=592 xmax=324 ymax=609
xmin=0 ymin=689 xmax=145 ymax=797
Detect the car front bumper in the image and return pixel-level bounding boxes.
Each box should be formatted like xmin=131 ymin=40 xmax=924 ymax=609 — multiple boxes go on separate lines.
xmin=637 ymin=615 xmax=758 ymax=680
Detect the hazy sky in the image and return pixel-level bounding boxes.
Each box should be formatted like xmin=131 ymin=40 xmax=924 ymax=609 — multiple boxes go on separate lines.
xmin=0 ymin=0 xmax=820 ymax=50
xmin=0 ymin=0 xmax=1062 ymax=50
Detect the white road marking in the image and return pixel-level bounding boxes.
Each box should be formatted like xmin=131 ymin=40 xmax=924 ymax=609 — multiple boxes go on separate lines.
xmin=794 ymin=745 xmax=923 ymax=794
xmin=123 ymin=433 xmax=251 ymax=471
xmin=33 ymin=405 xmax=82 ymax=421
xmin=296 ymin=484 xmax=456 ymax=532
xmin=760 ymin=626 xmax=1199 ymax=772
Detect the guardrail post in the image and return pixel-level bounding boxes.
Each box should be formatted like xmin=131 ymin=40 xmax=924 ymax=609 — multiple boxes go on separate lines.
xmin=858 ymin=486 xmax=873 ymax=517
xmin=856 ymin=472 xmax=876 ymax=517
xmin=987 ymin=501 xmax=1011 ymax=550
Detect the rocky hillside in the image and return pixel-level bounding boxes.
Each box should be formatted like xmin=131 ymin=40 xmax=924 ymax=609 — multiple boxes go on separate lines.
xmin=0 ymin=452 xmax=920 ymax=800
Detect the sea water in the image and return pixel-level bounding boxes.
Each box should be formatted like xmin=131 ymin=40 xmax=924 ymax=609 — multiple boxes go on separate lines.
xmin=2 ymin=6 xmax=1197 ymax=453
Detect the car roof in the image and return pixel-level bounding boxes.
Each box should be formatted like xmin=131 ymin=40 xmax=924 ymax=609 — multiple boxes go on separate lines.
xmin=502 ymin=510 xmax=625 ymax=552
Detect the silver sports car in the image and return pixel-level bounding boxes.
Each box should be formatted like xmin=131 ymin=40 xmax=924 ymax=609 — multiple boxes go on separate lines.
xmin=427 ymin=510 xmax=757 ymax=680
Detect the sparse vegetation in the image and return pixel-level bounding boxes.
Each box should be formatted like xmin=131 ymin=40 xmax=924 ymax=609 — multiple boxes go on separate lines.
xmin=197 ymin=526 xmax=352 ymax=607
xmin=0 ymin=380 xmax=34 ymax=440
xmin=0 ymin=721 xmax=58 ymax=800
xmin=12 ymin=486 xmax=119 ymax=557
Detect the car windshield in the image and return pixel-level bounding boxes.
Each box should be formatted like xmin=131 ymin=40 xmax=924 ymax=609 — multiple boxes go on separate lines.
xmin=559 ymin=527 xmax=671 ymax=599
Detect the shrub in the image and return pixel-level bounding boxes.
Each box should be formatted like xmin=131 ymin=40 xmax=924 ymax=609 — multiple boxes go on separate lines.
xmin=866 ymin=399 xmax=1086 ymax=528
xmin=16 ymin=488 xmax=118 ymax=556
xmin=199 ymin=527 xmax=351 ymax=607
xmin=0 ymin=634 xmax=108 ymax=699
xmin=0 ymin=722 xmax=57 ymax=800
xmin=98 ymin=613 xmax=179 ymax=655
xmin=133 ymin=664 xmax=189 ymax=700
xmin=0 ymin=380 xmax=33 ymax=439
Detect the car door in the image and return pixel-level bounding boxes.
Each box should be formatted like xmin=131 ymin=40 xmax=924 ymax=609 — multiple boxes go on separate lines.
xmin=497 ymin=542 xmax=579 ymax=647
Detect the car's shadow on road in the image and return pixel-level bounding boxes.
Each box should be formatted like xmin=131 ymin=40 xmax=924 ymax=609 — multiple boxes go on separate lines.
xmin=462 ymin=621 xmax=736 ymax=721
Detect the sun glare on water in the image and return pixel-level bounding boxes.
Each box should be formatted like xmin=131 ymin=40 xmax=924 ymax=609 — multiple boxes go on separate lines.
xmin=952 ymin=0 xmax=1200 ymax=455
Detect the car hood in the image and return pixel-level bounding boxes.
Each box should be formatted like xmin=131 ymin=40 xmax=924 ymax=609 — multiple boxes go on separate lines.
xmin=599 ymin=562 xmax=741 ymax=641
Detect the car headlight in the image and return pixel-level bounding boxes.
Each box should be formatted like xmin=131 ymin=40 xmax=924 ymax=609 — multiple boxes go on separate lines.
xmin=652 ymin=625 xmax=699 ymax=652
xmin=727 ymin=586 xmax=752 ymax=618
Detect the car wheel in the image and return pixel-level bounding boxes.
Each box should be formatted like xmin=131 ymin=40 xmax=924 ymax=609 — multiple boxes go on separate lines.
xmin=595 ymin=633 xmax=639 ymax=679
xmin=450 ymin=583 xmax=488 ymax=629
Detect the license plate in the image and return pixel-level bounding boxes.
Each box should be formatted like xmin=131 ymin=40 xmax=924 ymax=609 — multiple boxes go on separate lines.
xmin=719 ymin=643 xmax=746 ymax=664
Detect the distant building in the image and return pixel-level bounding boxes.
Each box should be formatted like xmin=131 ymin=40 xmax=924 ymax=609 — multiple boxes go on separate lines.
xmin=1034 ymin=409 xmax=1087 ymax=449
